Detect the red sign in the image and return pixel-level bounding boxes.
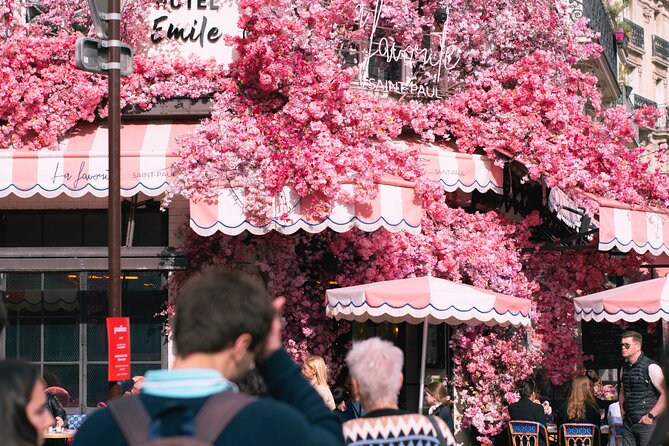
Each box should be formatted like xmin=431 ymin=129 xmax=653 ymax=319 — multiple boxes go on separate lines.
xmin=106 ymin=317 xmax=131 ymax=381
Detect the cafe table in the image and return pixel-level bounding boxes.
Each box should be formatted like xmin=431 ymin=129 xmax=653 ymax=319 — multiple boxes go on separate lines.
xmin=44 ymin=428 xmax=77 ymax=439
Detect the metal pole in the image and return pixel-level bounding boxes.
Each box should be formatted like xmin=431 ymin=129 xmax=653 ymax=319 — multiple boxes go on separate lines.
xmin=418 ymin=317 xmax=429 ymax=414
xmin=107 ymin=0 xmax=122 ymax=400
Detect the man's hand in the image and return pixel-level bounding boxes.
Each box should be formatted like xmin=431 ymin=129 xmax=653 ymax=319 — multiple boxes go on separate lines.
xmin=55 ymin=416 xmax=64 ymax=428
xmin=258 ymin=297 xmax=285 ymax=360
xmin=639 ymin=414 xmax=654 ymax=425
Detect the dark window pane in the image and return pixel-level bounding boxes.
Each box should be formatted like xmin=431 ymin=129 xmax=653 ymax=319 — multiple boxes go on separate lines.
xmin=86 ymin=322 xmax=107 ymax=362
xmin=44 ymin=319 xmax=79 ymax=361
xmin=43 ymin=214 xmax=82 ymax=246
xmin=130 ymin=323 xmax=163 ymax=362
xmin=130 ymin=211 xmax=167 ymax=246
xmin=3 ymin=213 xmax=41 ymax=247
xmin=87 ymin=364 xmax=108 ymax=407
xmin=43 ymin=364 xmax=80 ymax=408
xmin=131 ymin=363 xmax=160 ymax=378
xmin=83 ymin=212 xmax=107 ymax=246
xmin=7 ymin=273 xmax=42 ymax=291
xmin=5 ymin=319 xmax=40 ymax=360
xmin=44 ymin=273 xmax=80 ymax=317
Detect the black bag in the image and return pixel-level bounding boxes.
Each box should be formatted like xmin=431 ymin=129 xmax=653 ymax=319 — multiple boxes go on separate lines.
xmin=108 ymin=391 xmax=255 ymax=446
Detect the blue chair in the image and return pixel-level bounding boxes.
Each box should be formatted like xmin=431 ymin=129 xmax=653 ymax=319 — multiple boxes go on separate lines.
xmin=610 ymin=423 xmax=623 ymax=446
xmin=508 ymin=421 xmax=549 ymax=446
xmin=560 ymin=423 xmax=600 ymax=446
xmin=66 ymin=413 xmax=89 ymax=430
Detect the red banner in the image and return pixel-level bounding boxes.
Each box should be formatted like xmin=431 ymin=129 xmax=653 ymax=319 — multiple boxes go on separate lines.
xmin=106 ymin=317 xmax=131 ymax=382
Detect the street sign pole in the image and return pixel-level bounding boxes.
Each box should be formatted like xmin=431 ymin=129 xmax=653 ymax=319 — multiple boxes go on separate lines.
xmin=107 ymin=0 xmax=122 ymax=400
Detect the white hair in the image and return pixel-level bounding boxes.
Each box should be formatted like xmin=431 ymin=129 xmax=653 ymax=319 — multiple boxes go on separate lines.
xmin=346 ymin=337 xmax=404 ymax=408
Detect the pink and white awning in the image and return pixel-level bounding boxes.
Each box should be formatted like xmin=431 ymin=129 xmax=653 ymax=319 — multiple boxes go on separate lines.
xmin=189 ymin=140 xmax=503 ymax=236
xmin=574 ymin=276 xmax=669 ymax=322
xmin=189 ymin=178 xmax=423 ymax=236
xmin=596 ymin=197 xmax=669 ymax=256
xmin=325 ymin=276 xmax=532 ymax=326
xmin=0 ymin=121 xmax=196 ymax=198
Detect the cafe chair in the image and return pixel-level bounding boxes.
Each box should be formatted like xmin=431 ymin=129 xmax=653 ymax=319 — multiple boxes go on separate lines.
xmin=508 ymin=420 xmax=549 ymax=446
xmin=45 ymin=386 xmax=71 ymax=407
xmin=610 ymin=423 xmax=623 ymax=446
xmin=66 ymin=413 xmax=89 ymax=430
xmin=559 ymin=423 xmax=600 ymax=446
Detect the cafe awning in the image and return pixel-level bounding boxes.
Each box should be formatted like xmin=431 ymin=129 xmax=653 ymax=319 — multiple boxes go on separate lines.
xmin=0 ymin=121 xmax=196 ymax=198
xmin=189 ymin=140 xmax=504 ymax=236
xmin=595 ymin=196 xmax=669 ymax=256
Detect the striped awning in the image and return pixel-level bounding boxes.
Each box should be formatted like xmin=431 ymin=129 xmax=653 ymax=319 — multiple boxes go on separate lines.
xmin=596 ymin=197 xmax=669 ymax=256
xmin=0 ymin=121 xmax=196 ymax=198
xmin=189 ymin=140 xmax=504 ymax=236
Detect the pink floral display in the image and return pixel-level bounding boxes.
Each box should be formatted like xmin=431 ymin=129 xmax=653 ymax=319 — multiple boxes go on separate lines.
xmin=2 ymin=0 xmax=667 ymax=443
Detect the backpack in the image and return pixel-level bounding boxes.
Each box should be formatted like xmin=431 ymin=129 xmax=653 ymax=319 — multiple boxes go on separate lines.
xmin=108 ymin=391 xmax=256 ymax=446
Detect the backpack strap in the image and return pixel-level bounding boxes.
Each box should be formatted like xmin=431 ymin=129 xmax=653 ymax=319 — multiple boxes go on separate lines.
xmin=108 ymin=397 xmax=152 ymax=446
xmin=194 ymin=391 xmax=257 ymax=443
xmin=428 ymin=415 xmax=447 ymax=446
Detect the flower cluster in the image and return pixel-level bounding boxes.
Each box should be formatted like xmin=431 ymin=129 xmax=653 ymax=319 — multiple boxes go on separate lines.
xmin=594 ymin=383 xmax=618 ymax=401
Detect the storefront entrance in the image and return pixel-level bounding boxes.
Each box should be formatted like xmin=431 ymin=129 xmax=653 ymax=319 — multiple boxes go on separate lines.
xmin=1 ymin=271 xmax=167 ymax=412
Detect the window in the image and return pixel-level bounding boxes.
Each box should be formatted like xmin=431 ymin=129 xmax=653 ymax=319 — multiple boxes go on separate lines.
xmin=3 ymin=271 xmax=167 ymax=412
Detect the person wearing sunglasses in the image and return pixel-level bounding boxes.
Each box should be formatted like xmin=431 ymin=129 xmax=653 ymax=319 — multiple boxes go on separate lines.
xmin=619 ymin=331 xmax=666 ymax=446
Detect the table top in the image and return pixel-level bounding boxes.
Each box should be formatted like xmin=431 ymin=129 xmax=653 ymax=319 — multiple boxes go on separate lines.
xmin=44 ymin=429 xmax=76 ymax=439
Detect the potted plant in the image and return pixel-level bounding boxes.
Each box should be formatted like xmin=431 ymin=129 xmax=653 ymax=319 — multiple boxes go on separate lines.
xmin=615 ymin=28 xmax=625 ymax=43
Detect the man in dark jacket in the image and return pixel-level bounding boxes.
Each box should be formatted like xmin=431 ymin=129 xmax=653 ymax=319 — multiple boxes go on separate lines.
xmin=508 ymin=379 xmax=548 ymax=446
xmin=619 ymin=331 xmax=666 ymax=446
xmin=74 ymin=270 xmax=344 ymax=446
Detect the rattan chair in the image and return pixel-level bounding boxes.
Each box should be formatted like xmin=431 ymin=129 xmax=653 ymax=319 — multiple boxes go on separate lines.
xmin=610 ymin=423 xmax=623 ymax=446
xmin=508 ymin=420 xmax=549 ymax=446
xmin=559 ymin=423 xmax=600 ymax=446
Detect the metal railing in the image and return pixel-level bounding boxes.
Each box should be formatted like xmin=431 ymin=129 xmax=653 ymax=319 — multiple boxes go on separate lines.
xmin=582 ymin=0 xmax=617 ymax=81
xmin=656 ymin=106 xmax=669 ymax=129
xmin=633 ymin=94 xmax=657 ymax=109
xmin=652 ymin=35 xmax=669 ymax=62
xmin=624 ymin=19 xmax=644 ymax=49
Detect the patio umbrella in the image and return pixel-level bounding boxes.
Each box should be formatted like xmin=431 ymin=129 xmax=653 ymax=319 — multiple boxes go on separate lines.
xmin=325 ymin=275 xmax=532 ymax=413
xmin=574 ymin=276 xmax=669 ymax=323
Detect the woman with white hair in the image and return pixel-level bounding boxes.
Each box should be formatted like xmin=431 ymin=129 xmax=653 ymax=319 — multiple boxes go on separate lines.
xmin=302 ymin=355 xmax=336 ymax=410
xmin=342 ymin=337 xmax=456 ymax=446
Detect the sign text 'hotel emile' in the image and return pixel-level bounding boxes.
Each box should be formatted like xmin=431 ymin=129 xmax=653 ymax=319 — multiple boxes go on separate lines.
xmin=148 ymin=0 xmax=458 ymax=98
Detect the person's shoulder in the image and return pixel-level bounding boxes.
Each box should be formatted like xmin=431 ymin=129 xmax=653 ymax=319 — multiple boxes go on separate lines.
xmin=344 ymin=414 xmax=455 ymax=444
xmin=72 ymin=406 xmax=123 ymax=445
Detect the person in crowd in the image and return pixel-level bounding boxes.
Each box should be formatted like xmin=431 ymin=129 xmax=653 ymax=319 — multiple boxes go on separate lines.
xmin=302 ymin=355 xmax=336 ymax=410
xmin=508 ymin=379 xmax=548 ymax=446
xmin=557 ymin=375 xmax=601 ymax=428
xmin=235 ymin=367 xmax=268 ymax=397
xmin=646 ymin=346 xmax=669 ymax=446
xmin=41 ymin=378 xmax=67 ymax=429
xmin=0 ymin=360 xmax=55 ymax=446
xmin=425 ymin=380 xmax=455 ymax=433
xmin=619 ymin=331 xmax=666 ymax=446
xmin=73 ymin=269 xmax=343 ymax=446
xmin=332 ymin=387 xmax=349 ymax=423
xmin=343 ymin=372 xmax=364 ymax=420
xmin=608 ymin=401 xmax=622 ymax=446
xmin=341 ymin=337 xmax=456 ymax=446
xmin=120 ymin=376 xmax=144 ymax=397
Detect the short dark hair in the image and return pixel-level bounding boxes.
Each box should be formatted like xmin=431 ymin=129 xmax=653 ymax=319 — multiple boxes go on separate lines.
xmin=332 ymin=386 xmax=349 ymax=406
xmin=621 ymin=331 xmax=643 ymax=345
xmin=174 ymin=270 xmax=274 ymax=358
xmin=0 ymin=360 xmax=40 ymax=446
xmin=518 ymin=379 xmax=536 ymax=399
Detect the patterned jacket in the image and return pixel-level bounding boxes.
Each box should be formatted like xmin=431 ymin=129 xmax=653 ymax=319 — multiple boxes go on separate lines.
xmin=343 ymin=410 xmax=457 ymax=446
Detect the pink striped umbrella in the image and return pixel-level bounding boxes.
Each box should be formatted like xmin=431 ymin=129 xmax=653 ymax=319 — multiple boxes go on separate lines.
xmin=574 ymin=276 xmax=669 ymax=322
xmin=325 ymin=276 xmax=531 ymax=413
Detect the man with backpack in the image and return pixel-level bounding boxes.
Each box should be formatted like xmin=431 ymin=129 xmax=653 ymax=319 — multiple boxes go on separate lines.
xmin=73 ymin=270 xmax=344 ymax=446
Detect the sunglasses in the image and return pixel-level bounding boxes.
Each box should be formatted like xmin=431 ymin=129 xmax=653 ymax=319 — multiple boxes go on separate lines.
xmin=621 ymin=343 xmax=632 ymax=349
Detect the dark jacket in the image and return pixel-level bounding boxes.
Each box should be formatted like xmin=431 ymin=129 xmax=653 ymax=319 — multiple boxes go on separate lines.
xmin=432 ymin=404 xmax=455 ymax=433
xmin=46 ymin=392 xmax=67 ymax=426
xmin=73 ymin=349 xmax=344 ymax=446
xmin=556 ymin=401 xmax=601 ymax=427
xmin=622 ymin=352 xmax=660 ymax=424
xmin=508 ymin=398 xmax=548 ymax=446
